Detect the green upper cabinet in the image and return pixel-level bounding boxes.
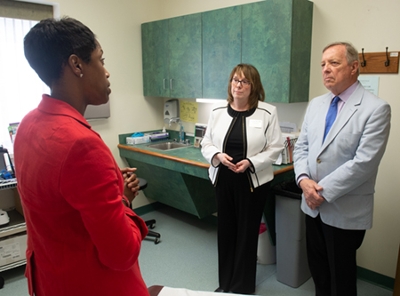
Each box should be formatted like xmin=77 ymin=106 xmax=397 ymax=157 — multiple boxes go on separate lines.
xmin=202 ymin=6 xmax=242 ymax=99
xmin=168 ymin=13 xmax=202 ymax=99
xmin=141 ymin=0 xmax=312 ymax=102
xmin=141 ymin=14 xmax=202 ymax=98
xmin=142 ymin=19 xmax=169 ymax=98
xmin=242 ymin=0 xmax=313 ymax=103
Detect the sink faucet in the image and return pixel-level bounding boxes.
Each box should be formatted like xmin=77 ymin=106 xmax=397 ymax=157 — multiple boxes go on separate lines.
xmin=165 ymin=117 xmax=180 ymax=126
xmin=164 ymin=117 xmax=185 ymax=143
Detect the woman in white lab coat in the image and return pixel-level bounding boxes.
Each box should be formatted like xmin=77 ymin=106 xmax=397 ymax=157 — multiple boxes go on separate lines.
xmin=201 ymin=64 xmax=283 ymax=294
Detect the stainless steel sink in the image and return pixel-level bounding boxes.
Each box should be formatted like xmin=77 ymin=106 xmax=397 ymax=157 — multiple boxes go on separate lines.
xmin=147 ymin=142 xmax=191 ymax=150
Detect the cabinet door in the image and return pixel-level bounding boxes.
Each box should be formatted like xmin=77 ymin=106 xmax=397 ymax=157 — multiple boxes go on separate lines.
xmin=168 ymin=13 xmax=202 ymax=99
xmin=286 ymin=0 xmax=313 ymax=103
xmin=202 ymin=6 xmax=242 ymax=99
xmin=242 ymin=0 xmax=292 ymax=103
xmin=242 ymin=0 xmax=312 ymax=103
xmin=142 ymin=20 xmax=170 ymax=97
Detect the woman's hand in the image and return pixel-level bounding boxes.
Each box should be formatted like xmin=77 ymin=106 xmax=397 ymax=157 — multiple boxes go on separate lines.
xmin=121 ymin=167 xmax=140 ymax=203
xmin=233 ymin=159 xmax=251 ymax=173
xmin=216 ymin=153 xmax=236 ymax=171
xmin=215 ymin=153 xmax=250 ymax=173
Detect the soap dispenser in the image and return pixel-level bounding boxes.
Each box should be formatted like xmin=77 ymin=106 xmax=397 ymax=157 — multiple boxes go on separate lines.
xmin=164 ymin=99 xmax=179 ymax=122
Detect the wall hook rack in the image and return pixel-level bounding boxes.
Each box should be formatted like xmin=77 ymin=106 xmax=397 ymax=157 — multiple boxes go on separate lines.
xmin=361 ymin=48 xmax=367 ymax=67
xmin=358 ymin=48 xmax=399 ymax=74
xmin=385 ymin=47 xmax=390 ymax=67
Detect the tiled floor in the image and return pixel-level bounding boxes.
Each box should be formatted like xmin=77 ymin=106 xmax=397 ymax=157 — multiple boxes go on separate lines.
xmin=0 ymin=205 xmax=394 ymax=295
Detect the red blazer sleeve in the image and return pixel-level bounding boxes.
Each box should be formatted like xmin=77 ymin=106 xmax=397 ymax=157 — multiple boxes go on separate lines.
xmin=60 ymin=133 xmax=148 ymax=271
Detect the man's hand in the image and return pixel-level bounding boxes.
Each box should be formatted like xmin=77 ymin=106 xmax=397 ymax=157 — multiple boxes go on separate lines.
xmin=121 ymin=167 xmax=140 ymax=203
xmin=299 ymin=178 xmax=325 ymax=210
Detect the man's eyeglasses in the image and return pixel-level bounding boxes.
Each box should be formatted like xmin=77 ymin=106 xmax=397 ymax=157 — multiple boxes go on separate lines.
xmin=231 ymin=78 xmax=251 ymax=86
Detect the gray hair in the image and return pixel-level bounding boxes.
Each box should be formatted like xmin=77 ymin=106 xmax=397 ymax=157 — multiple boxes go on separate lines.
xmin=323 ymin=42 xmax=360 ymax=75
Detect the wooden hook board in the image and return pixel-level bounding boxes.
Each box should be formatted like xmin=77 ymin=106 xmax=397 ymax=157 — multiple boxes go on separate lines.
xmin=359 ymin=51 xmax=399 ymax=74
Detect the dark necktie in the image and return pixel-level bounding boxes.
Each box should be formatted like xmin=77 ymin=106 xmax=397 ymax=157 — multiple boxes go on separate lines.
xmin=323 ymin=96 xmax=340 ymax=141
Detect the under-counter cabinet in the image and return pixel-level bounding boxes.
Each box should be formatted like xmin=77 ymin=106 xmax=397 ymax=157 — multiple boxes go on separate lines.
xmin=142 ymin=0 xmax=313 ymax=103
xmin=0 ymin=179 xmax=27 ymax=276
xmin=141 ymin=13 xmax=202 ymax=98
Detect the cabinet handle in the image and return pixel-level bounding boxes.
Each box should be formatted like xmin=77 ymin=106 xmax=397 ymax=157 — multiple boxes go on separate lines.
xmin=163 ymin=79 xmax=166 ymax=90
xmin=170 ymin=79 xmax=173 ymax=90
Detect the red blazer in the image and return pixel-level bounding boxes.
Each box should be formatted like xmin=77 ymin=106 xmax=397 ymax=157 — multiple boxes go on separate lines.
xmin=14 ymin=95 xmax=150 ymax=296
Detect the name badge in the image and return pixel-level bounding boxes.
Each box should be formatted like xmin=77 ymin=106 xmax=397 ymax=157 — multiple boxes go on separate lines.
xmin=249 ymin=119 xmax=262 ymax=128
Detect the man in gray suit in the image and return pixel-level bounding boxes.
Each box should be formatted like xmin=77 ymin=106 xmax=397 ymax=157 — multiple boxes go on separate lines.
xmin=293 ymin=42 xmax=391 ymax=296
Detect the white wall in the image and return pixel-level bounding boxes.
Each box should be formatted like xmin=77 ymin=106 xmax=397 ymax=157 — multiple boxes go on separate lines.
xmin=40 ymin=0 xmax=398 ymax=279
xmin=48 ymin=0 xmax=165 ymax=208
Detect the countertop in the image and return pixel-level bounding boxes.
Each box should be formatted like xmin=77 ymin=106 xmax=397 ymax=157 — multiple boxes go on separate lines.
xmin=118 ymin=139 xmax=294 ymax=175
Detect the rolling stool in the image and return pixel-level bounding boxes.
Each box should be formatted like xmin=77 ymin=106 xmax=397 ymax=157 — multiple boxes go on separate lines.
xmin=138 ymin=178 xmax=161 ymax=244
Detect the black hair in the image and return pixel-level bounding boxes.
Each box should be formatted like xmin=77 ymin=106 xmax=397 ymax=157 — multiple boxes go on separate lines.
xmin=24 ymin=17 xmax=97 ymax=87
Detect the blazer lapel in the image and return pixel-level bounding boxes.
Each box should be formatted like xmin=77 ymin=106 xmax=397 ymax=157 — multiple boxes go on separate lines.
xmin=316 ymin=94 xmax=332 ymax=145
xmin=320 ymin=83 xmax=364 ymax=150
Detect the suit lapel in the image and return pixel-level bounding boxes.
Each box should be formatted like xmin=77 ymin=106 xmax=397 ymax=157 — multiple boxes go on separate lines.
xmin=316 ymin=94 xmax=332 ymax=146
xmin=320 ymin=83 xmax=365 ymax=150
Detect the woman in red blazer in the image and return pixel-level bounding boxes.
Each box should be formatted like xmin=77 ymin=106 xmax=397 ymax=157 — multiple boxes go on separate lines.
xmin=14 ymin=17 xmax=150 ymax=296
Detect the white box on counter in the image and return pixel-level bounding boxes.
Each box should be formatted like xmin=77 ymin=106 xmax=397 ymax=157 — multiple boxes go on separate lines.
xmin=126 ymin=131 xmax=170 ymax=145
xmin=126 ymin=135 xmax=151 ymax=145
xmin=0 ymin=232 xmax=27 ymax=267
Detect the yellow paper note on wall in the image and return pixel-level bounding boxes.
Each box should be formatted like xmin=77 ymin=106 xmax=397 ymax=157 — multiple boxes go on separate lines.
xmin=180 ymin=101 xmax=198 ymax=123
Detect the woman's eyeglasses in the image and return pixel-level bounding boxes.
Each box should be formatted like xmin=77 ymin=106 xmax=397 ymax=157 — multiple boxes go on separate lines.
xmin=231 ymin=78 xmax=251 ymax=86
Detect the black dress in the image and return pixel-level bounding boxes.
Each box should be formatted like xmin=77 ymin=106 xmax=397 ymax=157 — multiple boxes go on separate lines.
xmin=215 ymin=105 xmax=270 ymax=294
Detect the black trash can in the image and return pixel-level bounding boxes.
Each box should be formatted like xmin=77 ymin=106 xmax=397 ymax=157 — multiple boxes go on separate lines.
xmin=273 ymin=181 xmax=311 ymax=288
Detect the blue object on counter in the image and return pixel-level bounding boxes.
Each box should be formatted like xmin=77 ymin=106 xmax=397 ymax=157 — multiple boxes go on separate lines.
xmin=131 ymin=132 xmax=144 ymax=137
xmin=0 ymin=169 xmax=13 ymax=179
xmin=180 ymin=125 xmax=185 ymax=142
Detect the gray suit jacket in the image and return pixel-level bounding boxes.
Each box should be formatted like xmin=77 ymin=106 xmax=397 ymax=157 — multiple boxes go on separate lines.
xmin=293 ymin=82 xmax=391 ymax=230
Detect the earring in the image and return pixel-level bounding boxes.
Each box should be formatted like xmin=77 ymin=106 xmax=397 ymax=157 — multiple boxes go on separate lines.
xmin=80 ymin=73 xmax=83 ymax=78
